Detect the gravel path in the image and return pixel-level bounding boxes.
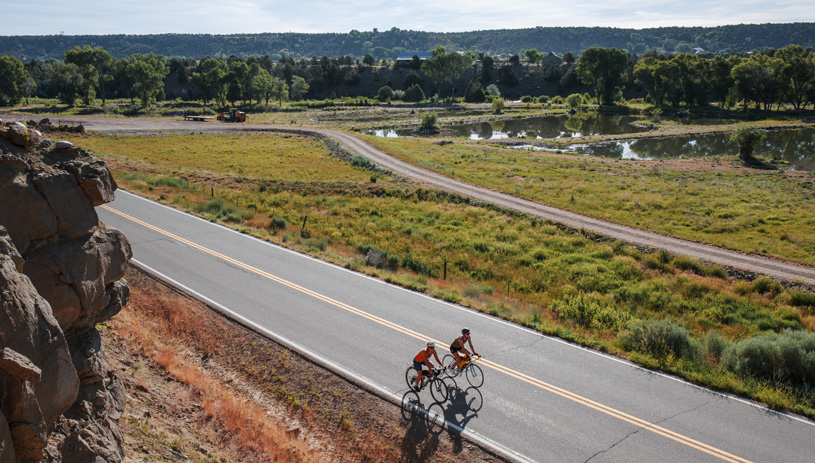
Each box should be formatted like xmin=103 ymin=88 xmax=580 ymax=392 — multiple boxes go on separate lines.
xmin=5 ymin=113 xmax=814 ymax=285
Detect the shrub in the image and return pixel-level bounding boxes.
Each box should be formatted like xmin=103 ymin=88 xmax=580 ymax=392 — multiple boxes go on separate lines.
xmin=537 ymin=95 xmax=549 ymax=103
xmin=787 ymin=289 xmax=815 ymax=310
xmin=350 ymin=155 xmax=375 ymax=170
xmin=552 ymin=293 xmax=631 ymax=330
xmin=704 ymin=330 xmax=732 ymax=363
xmin=491 ymin=98 xmax=505 ymax=114
xmin=730 ymin=126 xmax=766 ymax=162
xmin=420 ymin=112 xmax=438 ymax=131
xmin=551 ymin=95 xmax=564 ymax=104
xmin=621 ymin=319 xmax=701 ymax=360
xmin=565 ymin=93 xmax=583 ymax=109
xmin=752 ymin=276 xmax=781 ymax=295
xmin=270 ymin=216 xmax=287 ymax=232
xmin=520 ymin=95 xmax=534 ymax=103
xmin=403 ymin=71 xmax=423 ymax=90
xmin=403 ymin=84 xmax=425 ymax=102
xmin=377 ymin=86 xmax=394 ymax=102
xmin=485 ymin=84 xmax=501 ymax=97
xmin=722 ymin=330 xmax=815 ymax=384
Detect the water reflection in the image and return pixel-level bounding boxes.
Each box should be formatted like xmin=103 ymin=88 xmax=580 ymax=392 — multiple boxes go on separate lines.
xmin=364 ymin=114 xmax=650 ymax=139
xmin=569 ymin=128 xmax=815 ymax=170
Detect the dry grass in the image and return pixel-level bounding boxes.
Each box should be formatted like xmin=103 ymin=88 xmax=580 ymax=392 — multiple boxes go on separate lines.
xmin=114 ymin=274 xmax=322 ymax=462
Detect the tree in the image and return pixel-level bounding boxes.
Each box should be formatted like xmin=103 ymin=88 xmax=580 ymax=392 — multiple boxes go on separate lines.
xmin=464 ymin=81 xmax=486 ymax=103
xmin=289 ymin=75 xmax=309 ymax=100
xmin=64 ymin=45 xmax=114 ymax=105
xmin=420 ymin=46 xmax=473 ymax=98
xmin=775 ymin=44 xmax=813 ymax=110
xmin=250 ymin=70 xmax=273 ymax=104
xmin=377 ymin=85 xmax=395 ymax=101
xmin=0 ymin=55 xmax=28 ymax=106
xmin=403 ymin=84 xmax=425 ymax=102
xmin=497 ymin=65 xmax=519 ymax=86
xmin=508 ymin=54 xmax=520 ymax=65
xmin=480 ymin=55 xmax=494 ymax=82
xmin=709 ymin=55 xmax=736 ymax=108
xmin=575 ymin=47 xmax=629 ymax=105
xmin=565 ymin=93 xmax=583 ymax=109
xmin=123 ymin=54 xmax=169 ymax=107
xmin=193 ymin=57 xmax=229 ymax=105
xmin=634 ymin=57 xmax=678 ymax=107
xmin=730 ymin=126 xmax=766 ymax=162
xmin=524 ymin=49 xmax=542 ymax=65
xmin=362 ymin=54 xmax=375 ymax=66
xmin=52 ymin=62 xmax=84 ymax=106
xmin=226 ymin=60 xmax=249 ymax=104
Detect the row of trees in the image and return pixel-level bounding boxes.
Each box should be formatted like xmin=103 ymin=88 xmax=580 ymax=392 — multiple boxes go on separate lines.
xmin=3 ymin=44 xmax=815 ymax=110
xmin=575 ymin=44 xmax=815 ymax=109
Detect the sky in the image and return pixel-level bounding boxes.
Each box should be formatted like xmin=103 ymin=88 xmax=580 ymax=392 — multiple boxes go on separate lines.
xmin=2 ymin=0 xmax=814 ymax=36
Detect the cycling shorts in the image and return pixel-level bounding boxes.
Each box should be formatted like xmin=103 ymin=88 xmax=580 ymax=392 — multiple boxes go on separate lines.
xmin=450 ymin=345 xmax=461 ymax=354
xmin=413 ymin=359 xmax=426 ymax=371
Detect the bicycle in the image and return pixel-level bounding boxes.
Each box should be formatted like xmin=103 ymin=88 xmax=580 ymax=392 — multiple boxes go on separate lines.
xmin=442 ymin=353 xmax=484 ymax=388
xmin=405 ymin=365 xmax=449 ymax=402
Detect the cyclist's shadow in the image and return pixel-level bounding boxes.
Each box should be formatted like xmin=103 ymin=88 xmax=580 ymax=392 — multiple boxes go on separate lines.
xmin=399 ymin=382 xmax=484 ymax=457
xmin=400 ymin=391 xmax=441 ymax=461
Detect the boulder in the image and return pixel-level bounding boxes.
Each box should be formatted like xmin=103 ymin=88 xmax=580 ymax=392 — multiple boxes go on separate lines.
xmin=8 ymin=123 xmax=27 ymax=147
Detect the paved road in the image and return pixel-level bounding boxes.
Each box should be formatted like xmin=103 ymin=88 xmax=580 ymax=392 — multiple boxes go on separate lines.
xmin=100 ymin=191 xmax=815 ymax=463
xmin=3 ymin=113 xmax=814 ymax=284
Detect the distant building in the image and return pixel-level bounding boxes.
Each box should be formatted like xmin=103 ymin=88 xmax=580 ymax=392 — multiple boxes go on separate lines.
xmin=541 ymin=52 xmax=562 ymax=68
xmin=395 ymin=52 xmax=433 ymax=66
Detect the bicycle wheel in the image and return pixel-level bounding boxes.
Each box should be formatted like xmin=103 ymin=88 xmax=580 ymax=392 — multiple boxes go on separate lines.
xmin=465 ymin=364 xmax=484 ymax=388
xmin=442 ymin=354 xmax=457 ymax=376
xmin=429 ymin=376 xmax=449 ymax=402
xmin=405 ymin=366 xmax=418 ymax=390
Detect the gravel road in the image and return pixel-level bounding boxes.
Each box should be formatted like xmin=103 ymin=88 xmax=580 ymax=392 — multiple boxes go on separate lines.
xmin=5 ymin=113 xmax=814 ymax=285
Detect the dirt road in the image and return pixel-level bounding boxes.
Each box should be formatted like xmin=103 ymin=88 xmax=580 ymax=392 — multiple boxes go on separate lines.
xmin=5 ymin=113 xmax=814 ymax=285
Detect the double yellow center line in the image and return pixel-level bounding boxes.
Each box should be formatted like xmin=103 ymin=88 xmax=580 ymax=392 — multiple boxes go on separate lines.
xmin=103 ymin=204 xmax=751 ymax=463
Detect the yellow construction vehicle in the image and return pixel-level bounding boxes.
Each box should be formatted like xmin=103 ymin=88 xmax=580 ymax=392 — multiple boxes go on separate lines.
xmin=217 ymin=108 xmax=247 ymax=122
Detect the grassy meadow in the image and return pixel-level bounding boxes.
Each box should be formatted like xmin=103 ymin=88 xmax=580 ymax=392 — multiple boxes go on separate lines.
xmin=362 ymin=135 xmax=815 ymax=266
xmin=63 ymin=129 xmax=815 ymax=416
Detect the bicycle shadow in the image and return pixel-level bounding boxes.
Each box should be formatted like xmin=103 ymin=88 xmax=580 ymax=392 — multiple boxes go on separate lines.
xmin=399 ymin=383 xmax=485 ymax=458
xmin=400 ymin=391 xmax=441 ymax=461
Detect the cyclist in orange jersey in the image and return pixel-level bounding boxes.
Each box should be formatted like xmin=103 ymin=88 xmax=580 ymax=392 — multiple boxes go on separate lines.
xmin=413 ymin=341 xmax=442 ymax=390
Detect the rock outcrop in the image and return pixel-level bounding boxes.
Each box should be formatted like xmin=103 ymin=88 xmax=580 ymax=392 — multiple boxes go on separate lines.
xmin=0 ymin=120 xmax=131 ymax=462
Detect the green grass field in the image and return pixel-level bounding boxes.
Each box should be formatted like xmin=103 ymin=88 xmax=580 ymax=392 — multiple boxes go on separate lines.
xmin=362 ymin=135 xmax=815 ymax=266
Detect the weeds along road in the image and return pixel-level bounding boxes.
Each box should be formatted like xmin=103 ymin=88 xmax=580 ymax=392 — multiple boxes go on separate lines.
xmin=7 ymin=113 xmax=813 ymax=285
xmin=100 ymin=191 xmax=815 ymax=463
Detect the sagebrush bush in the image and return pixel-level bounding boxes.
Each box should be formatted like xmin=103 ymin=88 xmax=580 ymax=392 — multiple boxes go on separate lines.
xmin=752 ymin=276 xmax=782 ymax=295
xmin=703 ymin=330 xmax=732 ymax=362
xmin=552 ymin=293 xmax=630 ymax=330
xmin=722 ymin=330 xmax=815 ymax=384
xmin=621 ymin=319 xmax=701 ymax=360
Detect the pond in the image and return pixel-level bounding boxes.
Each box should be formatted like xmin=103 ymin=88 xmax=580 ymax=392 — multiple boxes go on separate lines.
xmin=365 ymin=114 xmax=651 ymax=139
xmin=563 ymin=128 xmax=815 ymax=170
xmin=365 ymin=114 xmax=744 ymax=140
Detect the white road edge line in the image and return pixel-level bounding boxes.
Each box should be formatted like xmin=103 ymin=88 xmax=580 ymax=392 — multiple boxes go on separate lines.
xmin=129 ymin=258 xmax=537 ymax=463
xmin=113 ymin=189 xmax=815 ymax=428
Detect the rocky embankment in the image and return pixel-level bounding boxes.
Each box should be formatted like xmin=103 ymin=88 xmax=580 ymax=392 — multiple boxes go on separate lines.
xmin=0 ymin=120 xmax=131 ymax=462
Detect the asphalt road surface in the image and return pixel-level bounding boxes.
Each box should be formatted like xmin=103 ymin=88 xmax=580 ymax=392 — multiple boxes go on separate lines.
xmin=99 ymin=191 xmax=815 ymax=463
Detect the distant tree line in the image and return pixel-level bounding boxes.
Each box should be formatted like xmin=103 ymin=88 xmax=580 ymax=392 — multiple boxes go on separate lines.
xmin=2 ymin=44 xmax=814 ymax=110
xmin=3 ymin=24 xmax=815 ymax=62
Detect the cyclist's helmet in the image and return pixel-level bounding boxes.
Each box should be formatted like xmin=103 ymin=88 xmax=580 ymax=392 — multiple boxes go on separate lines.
xmin=462 ymin=328 xmax=470 ymax=335
xmin=426 ymin=341 xmax=436 ymax=348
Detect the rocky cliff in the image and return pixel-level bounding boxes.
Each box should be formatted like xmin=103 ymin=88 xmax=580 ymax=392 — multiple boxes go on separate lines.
xmin=0 ymin=119 xmax=131 ymax=462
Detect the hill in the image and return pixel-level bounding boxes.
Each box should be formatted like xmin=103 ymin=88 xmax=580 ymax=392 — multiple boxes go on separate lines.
xmin=3 ymin=23 xmax=815 ymax=61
